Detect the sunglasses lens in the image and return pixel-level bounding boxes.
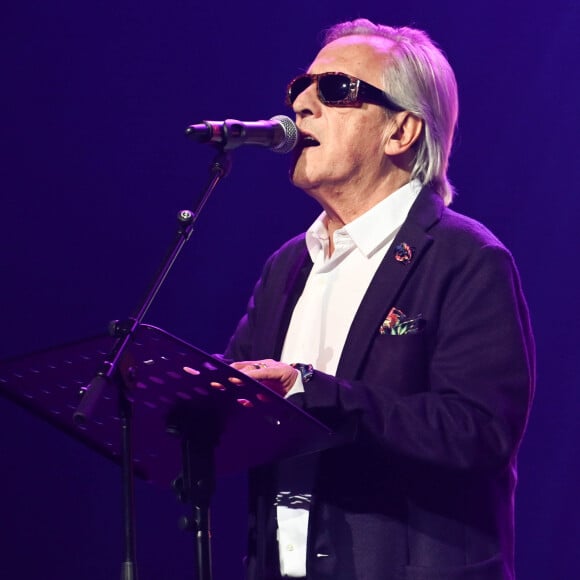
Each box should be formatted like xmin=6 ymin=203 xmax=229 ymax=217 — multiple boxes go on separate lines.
xmin=288 ymin=76 xmax=313 ymax=104
xmin=319 ymin=74 xmax=351 ymax=103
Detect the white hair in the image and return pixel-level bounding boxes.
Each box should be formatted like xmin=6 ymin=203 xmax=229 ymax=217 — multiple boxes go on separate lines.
xmin=324 ymin=19 xmax=459 ymax=205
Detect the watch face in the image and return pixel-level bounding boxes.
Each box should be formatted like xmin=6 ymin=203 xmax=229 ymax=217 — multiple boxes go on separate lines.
xmin=293 ymin=363 xmax=314 ymax=383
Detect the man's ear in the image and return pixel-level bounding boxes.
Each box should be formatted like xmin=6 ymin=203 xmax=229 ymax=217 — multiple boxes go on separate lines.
xmin=384 ymin=112 xmax=423 ymax=155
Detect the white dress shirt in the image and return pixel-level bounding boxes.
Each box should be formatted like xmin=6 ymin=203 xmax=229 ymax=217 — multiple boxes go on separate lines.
xmin=276 ymin=179 xmax=422 ymax=577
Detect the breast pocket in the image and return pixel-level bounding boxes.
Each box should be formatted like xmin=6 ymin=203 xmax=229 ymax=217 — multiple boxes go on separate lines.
xmin=360 ymin=332 xmax=430 ymax=395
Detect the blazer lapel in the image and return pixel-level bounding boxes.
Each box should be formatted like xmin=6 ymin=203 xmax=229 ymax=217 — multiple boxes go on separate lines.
xmin=255 ymin=243 xmax=313 ymax=360
xmin=336 ymin=187 xmax=444 ymax=379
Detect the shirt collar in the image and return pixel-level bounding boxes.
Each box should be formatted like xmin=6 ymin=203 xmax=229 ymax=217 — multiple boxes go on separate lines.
xmin=305 ymin=179 xmax=422 ymax=261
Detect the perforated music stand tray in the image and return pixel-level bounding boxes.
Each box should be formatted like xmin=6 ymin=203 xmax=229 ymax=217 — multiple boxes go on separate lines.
xmin=0 ymin=323 xmax=335 ymax=488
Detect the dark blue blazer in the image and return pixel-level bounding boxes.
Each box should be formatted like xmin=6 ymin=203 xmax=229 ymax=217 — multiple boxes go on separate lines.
xmin=224 ymin=187 xmax=535 ymax=580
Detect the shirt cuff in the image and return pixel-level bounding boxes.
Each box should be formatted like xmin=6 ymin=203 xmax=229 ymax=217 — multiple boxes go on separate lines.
xmin=285 ymin=372 xmax=305 ymax=398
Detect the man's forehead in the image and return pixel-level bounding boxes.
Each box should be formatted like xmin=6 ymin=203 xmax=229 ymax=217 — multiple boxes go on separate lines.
xmin=308 ymin=35 xmax=394 ymax=75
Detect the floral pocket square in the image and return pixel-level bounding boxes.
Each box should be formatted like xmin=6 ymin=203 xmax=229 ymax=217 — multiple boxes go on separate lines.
xmin=379 ymin=307 xmax=425 ymax=335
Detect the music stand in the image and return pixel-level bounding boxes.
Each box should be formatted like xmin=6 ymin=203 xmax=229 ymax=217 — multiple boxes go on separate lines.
xmin=0 ymin=324 xmax=335 ymax=579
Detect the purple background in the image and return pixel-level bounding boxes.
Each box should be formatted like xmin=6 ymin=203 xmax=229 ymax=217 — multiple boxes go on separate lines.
xmin=1 ymin=1 xmax=578 ymax=578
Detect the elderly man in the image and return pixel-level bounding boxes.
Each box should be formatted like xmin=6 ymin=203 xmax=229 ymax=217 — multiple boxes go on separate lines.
xmin=226 ymin=18 xmax=534 ymax=580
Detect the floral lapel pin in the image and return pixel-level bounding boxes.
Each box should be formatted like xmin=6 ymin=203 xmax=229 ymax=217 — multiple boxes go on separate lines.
xmin=379 ymin=307 xmax=425 ymax=335
xmin=394 ymin=242 xmax=414 ymax=265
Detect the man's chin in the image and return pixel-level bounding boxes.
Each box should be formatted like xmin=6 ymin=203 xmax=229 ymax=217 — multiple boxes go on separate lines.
xmin=290 ymin=176 xmax=322 ymax=201
xmin=289 ymin=166 xmax=312 ymax=190
xmin=289 ymin=155 xmax=302 ymax=186
xmin=289 ymin=153 xmax=314 ymax=189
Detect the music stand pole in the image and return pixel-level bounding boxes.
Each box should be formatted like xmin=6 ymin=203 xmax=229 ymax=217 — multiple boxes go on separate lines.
xmin=168 ymin=400 xmax=222 ymax=580
xmin=119 ymin=387 xmax=137 ymax=580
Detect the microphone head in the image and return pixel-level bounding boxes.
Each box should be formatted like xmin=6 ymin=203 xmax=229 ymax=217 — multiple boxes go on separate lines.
xmin=270 ymin=115 xmax=298 ymax=154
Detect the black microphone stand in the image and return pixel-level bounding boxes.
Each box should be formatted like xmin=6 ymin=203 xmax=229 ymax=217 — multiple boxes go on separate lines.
xmin=74 ymin=146 xmax=232 ymax=580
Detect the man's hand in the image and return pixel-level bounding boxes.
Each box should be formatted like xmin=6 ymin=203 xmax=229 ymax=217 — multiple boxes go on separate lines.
xmin=230 ymin=359 xmax=299 ymax=397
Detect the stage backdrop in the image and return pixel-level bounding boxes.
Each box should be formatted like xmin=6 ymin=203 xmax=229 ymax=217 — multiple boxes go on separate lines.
xmin=1 ymin=1 xmax=578 ymax=578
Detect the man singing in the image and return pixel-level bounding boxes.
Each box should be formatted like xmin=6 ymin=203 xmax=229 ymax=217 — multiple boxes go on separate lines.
xmin=226 ymin=18 xmax=535 ymax=580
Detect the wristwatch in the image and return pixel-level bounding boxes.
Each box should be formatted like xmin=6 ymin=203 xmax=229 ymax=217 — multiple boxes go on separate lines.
xmin=291 ymin=363 xmax=314 ymax=383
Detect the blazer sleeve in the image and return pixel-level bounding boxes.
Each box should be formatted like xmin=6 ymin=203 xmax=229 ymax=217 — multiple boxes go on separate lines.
xmin=222 ymin=258 xmax=272 ymax=364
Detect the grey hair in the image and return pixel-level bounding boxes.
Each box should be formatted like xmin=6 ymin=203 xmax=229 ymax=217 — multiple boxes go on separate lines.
xmin=324 ymin=19 xmax=458 ymax=205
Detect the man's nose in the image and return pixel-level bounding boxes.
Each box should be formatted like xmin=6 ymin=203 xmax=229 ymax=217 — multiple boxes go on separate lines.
xmin=293 ymin=82 xmax=322 ymax=118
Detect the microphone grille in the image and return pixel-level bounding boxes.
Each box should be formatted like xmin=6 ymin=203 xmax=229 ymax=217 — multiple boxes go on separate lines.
xmin=270 ymin=115 xmax=298 ymax=154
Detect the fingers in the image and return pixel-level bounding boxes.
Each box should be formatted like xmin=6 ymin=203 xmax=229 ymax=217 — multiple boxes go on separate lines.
xmin=229 ymin=359 xmax=298 ymax=396
xmin=231 ymin=359 xmax=276 ymax=372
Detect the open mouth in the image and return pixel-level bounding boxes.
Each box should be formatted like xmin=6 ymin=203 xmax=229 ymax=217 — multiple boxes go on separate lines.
xmin=302 ymin=135 xmax=320 ymax=148
xmin=298 ymin=132 xmax=320 ymax=149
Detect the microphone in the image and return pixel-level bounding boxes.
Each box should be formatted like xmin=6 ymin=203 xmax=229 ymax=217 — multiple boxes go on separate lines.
xmin=185 ymin=115 xmax=298 ymax=153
